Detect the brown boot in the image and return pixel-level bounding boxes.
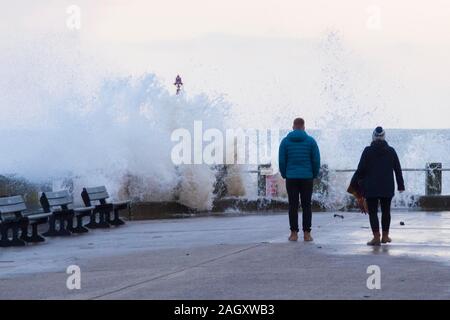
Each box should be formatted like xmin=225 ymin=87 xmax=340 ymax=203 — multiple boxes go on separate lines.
xmin=303 ymin=231 xmax=313 ymax=242
xmin=288 ymin=231 xmax=298 ymax=241
xmin=367 ymin=231 xmax=381 ymax=246
xmin=381 ymin=231 xmax=392 ymax=243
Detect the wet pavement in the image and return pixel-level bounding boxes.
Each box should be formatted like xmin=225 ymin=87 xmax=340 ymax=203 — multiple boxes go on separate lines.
xmin=1 ymin=211 xmax=450 ymax=299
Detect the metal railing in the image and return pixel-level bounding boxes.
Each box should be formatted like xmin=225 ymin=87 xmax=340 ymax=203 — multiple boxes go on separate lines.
xmin=251 ymin=163 xmax=448 ymax=197
xmin=334 ymin=168 xmax=450 ymax=173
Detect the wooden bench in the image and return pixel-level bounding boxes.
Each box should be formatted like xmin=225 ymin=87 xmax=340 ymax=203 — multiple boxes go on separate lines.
xmin=40 ymin=190 xmax=94 ymax=236
xmin=81 ymin=186 xmax=129 ymax=228
xmin=0 ymin=195 xmax=51 ymax=247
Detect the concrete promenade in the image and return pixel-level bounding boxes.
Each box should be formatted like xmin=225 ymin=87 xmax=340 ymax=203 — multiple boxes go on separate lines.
xmin=1 ymin=211 xmax=450 ymax=299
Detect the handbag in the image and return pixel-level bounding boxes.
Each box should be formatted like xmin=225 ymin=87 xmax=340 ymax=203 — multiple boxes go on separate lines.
xmin=347 ymin=175 xmax=368 ymax=214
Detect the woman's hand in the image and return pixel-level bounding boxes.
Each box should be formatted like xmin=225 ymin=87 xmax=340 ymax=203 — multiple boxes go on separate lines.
xmin=357 ymin=197 xmax=368 ymax=214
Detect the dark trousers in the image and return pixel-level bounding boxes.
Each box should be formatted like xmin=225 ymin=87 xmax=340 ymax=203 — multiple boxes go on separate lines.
xmin=366 ymin=197 xmax=392 ymax=232
xmin=286 ymin=179 xmax=313 ymax=232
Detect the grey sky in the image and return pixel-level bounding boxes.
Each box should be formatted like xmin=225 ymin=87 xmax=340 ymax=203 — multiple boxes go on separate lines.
xmin=1 ymin=0 xmax=450 ymax=128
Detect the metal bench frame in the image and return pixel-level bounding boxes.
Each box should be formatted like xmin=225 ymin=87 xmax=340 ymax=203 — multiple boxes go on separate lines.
xmin=0 ymin=195 xmax=50 ymax=247
xmin=81 ymin=186 xmax=129 ymax=229
xmin=40 ymin=190 xmax=93 ymax=236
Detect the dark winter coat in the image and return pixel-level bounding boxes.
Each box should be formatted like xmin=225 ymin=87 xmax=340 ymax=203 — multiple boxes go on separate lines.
xmin=351 ymin=140 xmax=405 ymax=198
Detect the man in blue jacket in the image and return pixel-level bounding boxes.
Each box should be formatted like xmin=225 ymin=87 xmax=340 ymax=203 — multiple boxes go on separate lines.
xmin=279 ymin=118 xmax=320 ymax=242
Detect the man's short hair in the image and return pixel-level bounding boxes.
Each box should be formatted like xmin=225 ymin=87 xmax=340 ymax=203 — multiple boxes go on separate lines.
xmin=293 ymin=118 xmax=305 ymax=128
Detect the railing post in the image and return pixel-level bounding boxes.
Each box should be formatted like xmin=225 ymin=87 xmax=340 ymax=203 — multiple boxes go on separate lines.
xmin=425 ymin=162 xmax=442 ymax=196
xmin=314 ymin=164 xmax=329 ymax=196
xmin=213 ymin=165 xmax=228 ymax=198
xmin=257 ymin=164 xmax=272 ymax=196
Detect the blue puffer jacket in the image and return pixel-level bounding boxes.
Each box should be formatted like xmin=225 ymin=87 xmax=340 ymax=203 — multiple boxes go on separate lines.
xmin=278 ymin=130 xmax=321 ymax=179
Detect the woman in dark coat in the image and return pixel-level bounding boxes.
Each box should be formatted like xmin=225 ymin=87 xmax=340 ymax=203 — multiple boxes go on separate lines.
xmin=351 ymin=127 xmax=405 ymax=246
